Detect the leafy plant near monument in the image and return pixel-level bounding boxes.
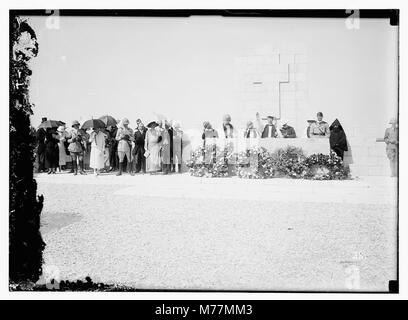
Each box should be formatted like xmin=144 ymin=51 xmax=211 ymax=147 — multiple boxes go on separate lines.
xmin=187 ymin=145 xmax=350 ymax=180
xmin=9 ymin=15 xmax=45 ymax=284
xmin=186 ymin=145 xmax=230 ymax=178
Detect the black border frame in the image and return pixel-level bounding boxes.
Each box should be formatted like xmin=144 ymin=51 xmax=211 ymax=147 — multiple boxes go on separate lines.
xmin=9 ymin=8 xmax=400 ymax=294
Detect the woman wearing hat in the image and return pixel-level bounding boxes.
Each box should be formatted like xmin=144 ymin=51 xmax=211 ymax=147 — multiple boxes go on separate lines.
xmin=44 ymin=127 xmax=60 ymax=174
xmin=145 ymin=121 xmax=162 ymax=174
xmin=202 ymin=121 xmax=219 ymax=165
xmin=57 ymin=125 xmax=69 ymax=172
xmin=89 ymin=127 xmax=108 ymax=176
xmin=115 ymin=118 xmax=134 ymax=176
xmin=68 ymin=120 xmax=86 ymax=175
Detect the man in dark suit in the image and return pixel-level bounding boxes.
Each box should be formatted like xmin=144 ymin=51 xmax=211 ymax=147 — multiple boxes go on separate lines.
xmin=261 ymin=116 xmax=278 ymax=138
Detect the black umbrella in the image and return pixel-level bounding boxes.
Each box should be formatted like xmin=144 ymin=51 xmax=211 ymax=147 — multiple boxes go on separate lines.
xmin=38 ymin=120 xmax=61 ymax=129
xmin=81 ymin=119 xmax=106 ymax=130
xmin=98 ymin=115 xmax=117 ymax=127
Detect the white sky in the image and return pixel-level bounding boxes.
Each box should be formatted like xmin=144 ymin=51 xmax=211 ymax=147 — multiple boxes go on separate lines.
xmin=26 ymin=16 xmax=397 ymax=136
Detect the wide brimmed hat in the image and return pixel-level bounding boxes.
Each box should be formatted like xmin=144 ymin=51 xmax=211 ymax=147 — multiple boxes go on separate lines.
xmin=147 ymin=121 xmax=158 ymax=128
xmin=72 ymin=120 xmax=80 ymax=127
xmin=389 ymin=117 xmax=397 ymax=124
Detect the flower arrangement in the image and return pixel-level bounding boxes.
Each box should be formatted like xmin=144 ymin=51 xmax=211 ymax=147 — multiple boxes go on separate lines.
xmin=187 ymin=145 xmax=350 ymax=180
xmin=235 ymin=147 xmax=275 ymax=179
xmin=302 ymin=151 xmax=350 ymax=180
xmin=269 ymin=146 xmax=307 ymax=179
xmin=186 ymin=145 xmax=230 ymax=178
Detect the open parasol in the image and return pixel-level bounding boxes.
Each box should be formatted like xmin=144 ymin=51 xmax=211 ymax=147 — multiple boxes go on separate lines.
xmin=38 ymin=120 xmax=63 ymax=129
xmin=98 ymin=115 xmax=117 ymax=127
xmin=81 ymin=119 xmax=106 ymax=130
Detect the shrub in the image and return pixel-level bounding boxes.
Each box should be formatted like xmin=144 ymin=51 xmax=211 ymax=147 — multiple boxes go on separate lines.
xmin=9 ymin=15 xmax=45 ymax=283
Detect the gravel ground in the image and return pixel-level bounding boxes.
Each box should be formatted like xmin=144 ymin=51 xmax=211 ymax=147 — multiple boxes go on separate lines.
xmin=37 ymin=172 xmax=397 ymax=291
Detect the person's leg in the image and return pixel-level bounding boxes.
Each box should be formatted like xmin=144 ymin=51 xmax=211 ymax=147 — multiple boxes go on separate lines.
xmin=117 ymin=151 xmax=124 ymax=176
xmin=127 ymin=153 xmax=134 ymax=176
xmin=78 ymin=153 xmax=86 ymax=174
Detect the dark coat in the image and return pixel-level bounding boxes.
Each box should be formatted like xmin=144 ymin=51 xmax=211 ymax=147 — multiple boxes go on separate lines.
xmin=329 ymin=119 xmax=348 ymax=159
xmin=261 ymin=124 xmax=277 ymax=138
xmin=280 ymin=125 xmax=296 ymax=138
xmin=45 ymin=130 xmax=59 ymax=168
xmin=36 ymin=128 xmax=46 ymax=153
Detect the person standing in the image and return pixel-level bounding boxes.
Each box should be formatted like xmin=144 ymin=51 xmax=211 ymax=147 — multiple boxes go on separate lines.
xmin=57 ymin=125 xmax=68 ymax=171
xmin=44 ymin=128 xmax=59 ymax=174
xmin=161 ymin=121 xmax=172 ymax=174
xmin=145 ymin=121 xmax=162 ymax=174
xmin=220 ymin=114 xmax=235 ymax=138
xmin=36 ymin=117 xmax=47 ymax=173
xmin=329 ymin=119 xmax=348 ymax=160
xmin=384 ymin=117 xmax=398 ymax=177
xmin=132 ymin=121 xmax=147 ymax=174
xmin=172 ymin=121 xmax=183 ymax=173
xmin=244 ymin=121 xmax=259 ymax=138
xmin=260 ymin=115 xmax=278 ymax=138
xmin=115 ymin=118 xmax=134 ymax=176
xmin=309 ymin=112 xmax=330 ymax=138
xmin=202 ymin=121 xmax=219 ymax=165
xmin=89 ymin=127 xmax=107 ymax=176
xmin=68 ymin=120 xmax=86 ymax=175
xmin=107 ymin=125 xmax=118 ymax=172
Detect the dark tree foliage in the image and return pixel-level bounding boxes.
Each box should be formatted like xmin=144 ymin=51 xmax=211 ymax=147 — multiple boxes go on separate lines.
xmin=9 ymin=14 xmax=45 ymax=283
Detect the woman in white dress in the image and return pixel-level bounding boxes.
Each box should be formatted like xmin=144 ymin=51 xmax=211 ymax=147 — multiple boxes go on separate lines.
xmin=89 ymin=127 xmax=107 ymax=176
xmin=57 ymin=125 xmax=68 ymax=172
xmin=145 ymin=121 xmax=162 ymax=174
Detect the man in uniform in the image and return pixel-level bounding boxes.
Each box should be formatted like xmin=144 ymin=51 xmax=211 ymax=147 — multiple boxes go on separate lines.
xmin=384 ymin=117 xmax=398 ymax=177
xmin=309 ymin=112 xmax=330 ymax=138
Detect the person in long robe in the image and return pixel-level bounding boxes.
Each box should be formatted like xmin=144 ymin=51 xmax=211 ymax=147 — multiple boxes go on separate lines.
xmin=219 ymin=114 xmax=235 ymax=138
xmin=89 ymin=127 xmax=107 ymax=176
xmin=329 ymin=118 xmax=348 ymax=160
xmin=115 ymin=118 xmax=134 ymax=176
xmin=202 ymin=121 xmax=219 ymax=165
xmin=260 ymin=115 xmax=278 ymax=138
xmin=145 ymin=121 xmax=162 ymax=174
xmin=172 ymin=121 xmax=183 ymax=173
xmin=132 ymin=121 xmax=147 ymax=173
xmin=161 ymin=121 xmax=171 ymax=174
xmin=44 ymin=128 xmax=59 ymax=174
xmin=36 ymin=117 xmax=47 ymax=173
xmin=107 ymin=125 xmax=118 ymax=172
xmin=57 ymin=125 xmax=68 ymax=171
xmin=384 ymin=117 xmax=398 ymax=177
xmin=244 ymin=121 xmax=259 ymax=138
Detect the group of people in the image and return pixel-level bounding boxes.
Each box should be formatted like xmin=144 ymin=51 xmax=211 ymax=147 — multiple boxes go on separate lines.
xmin=35 ymin=111 xmax=398 ymax=177
xmin=201 ymin=111 xmax=349 ymax=160
xmin=35 ymin=117 xmax=184 ymax=176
